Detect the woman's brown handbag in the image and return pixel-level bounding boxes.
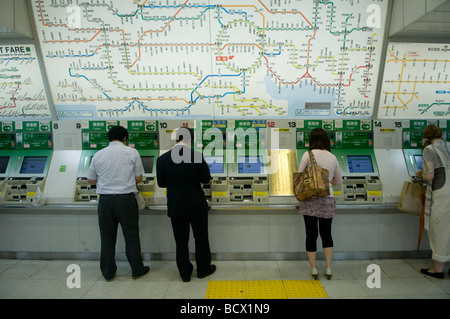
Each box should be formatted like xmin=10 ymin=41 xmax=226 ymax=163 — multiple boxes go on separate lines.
xmin=293 ymin=151 xmax=330 ymax=201
xmin=397 ymin=181 xmax=426 ymax=216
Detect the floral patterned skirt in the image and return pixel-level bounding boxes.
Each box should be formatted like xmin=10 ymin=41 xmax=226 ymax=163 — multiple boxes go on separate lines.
xmin=298 ymin=196 xmax=336 ymax=219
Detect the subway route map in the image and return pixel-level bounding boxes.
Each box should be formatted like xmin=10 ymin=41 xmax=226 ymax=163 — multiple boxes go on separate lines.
xmin=0 ymin=44 xmax=51 ymax=118
xmin=31 ymin=0 xmax=387 ymax=119
xmin=378 ymin=42 xmax=450 ymax=119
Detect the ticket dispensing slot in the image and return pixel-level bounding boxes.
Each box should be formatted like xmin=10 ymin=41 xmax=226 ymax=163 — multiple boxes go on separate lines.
xmin=138 ymin=154 xmax=157 ymax=206
xmin=204 ymin=155 xmax=228 ymax=203
xmin=74 ymin=152 xmax=98 ymax=203
xmin=228 ymin=155 xmax=269 ymax=204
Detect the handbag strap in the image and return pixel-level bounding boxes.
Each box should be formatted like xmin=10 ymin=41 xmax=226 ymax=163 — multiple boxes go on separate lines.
xmin=308 ymin=151 xmax=319 ymax=188
xmin=308 ymin=150 xmax=318 ymax=167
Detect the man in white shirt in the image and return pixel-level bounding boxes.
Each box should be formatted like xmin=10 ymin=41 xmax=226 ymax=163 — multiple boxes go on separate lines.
xmin=87 ymin=125 xmax=149 ymax=281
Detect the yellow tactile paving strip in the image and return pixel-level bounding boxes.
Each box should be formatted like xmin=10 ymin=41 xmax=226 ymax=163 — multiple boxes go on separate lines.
xmin=284 ymin=280 xmax=328 ymax=298
xmin=206 ymin=280 xmax=328 ymax=299
xmin=206 ymin=280 xmax=246 ymax=299
xmin=247 ymin=280 xmax=286 ymax=299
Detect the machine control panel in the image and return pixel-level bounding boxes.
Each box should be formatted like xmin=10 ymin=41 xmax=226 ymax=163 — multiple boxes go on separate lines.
xmin=0 ymin=121 xmax=53 ymax=205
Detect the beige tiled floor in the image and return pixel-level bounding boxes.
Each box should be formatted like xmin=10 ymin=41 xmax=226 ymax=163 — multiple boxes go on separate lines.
xmin=0 ymin=258 xmax=449 ymax=299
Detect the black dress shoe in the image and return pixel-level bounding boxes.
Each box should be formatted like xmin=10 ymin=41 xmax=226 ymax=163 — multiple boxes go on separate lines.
xmin=198 ymin=265 xmax=216 ymax=279
xmin=180 ymin=267 xmax=193 ymax=282
xmin=181 ymin=275 xmax=191 ymax=283
xmin=420 ymin=268 xmax=444 ymax=279
xmin=132 ymin=266 xmax=150 ymax=279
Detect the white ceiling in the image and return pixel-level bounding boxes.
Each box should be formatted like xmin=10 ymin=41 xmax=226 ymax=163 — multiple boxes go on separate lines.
xmin=389 ymin=0 xmax=450 ymax=39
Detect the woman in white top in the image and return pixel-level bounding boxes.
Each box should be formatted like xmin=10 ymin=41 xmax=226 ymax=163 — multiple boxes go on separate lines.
xmin=298 ymin=128 xmax=343 ymax=279
xmin=416 ymin=124 xmax=450 ymax=279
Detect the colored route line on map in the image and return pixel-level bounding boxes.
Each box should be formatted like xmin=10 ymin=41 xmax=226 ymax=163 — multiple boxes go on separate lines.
xmin=0 ymin=83 xmax=20 ymax=110
xmin=35 ymin=0 xmax=381 ymax=116
xmin=0 ymin=82 xmax=47 ymax=116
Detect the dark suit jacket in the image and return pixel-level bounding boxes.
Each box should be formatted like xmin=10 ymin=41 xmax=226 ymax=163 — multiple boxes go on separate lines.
xmin=156 ymin=144 xmax=211 ymax=217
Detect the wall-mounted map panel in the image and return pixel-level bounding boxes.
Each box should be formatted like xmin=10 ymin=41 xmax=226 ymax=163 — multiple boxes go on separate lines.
xmin=31 ymin=0 xmax=387 ymax=119
xmin=0 ymin=44 xmax=51 ymax=119
xmin=378 ymin=42 xmax=450 ymax=119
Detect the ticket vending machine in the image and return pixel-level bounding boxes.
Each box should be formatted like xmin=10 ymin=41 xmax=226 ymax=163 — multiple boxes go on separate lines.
xmin=74 ymin=120 xmax=159 ymax=206
xmin=128 ymin=121 xmax=159 ymax=206
xmin=226 ymin=120 xmax=269 ymax=204
xmin=333 ymin=120 xmax=382 ymax=204
xmin=402 ymin=120 xmax=450 ymax=180
xmin=194 ymin=120 xmax=229 ymax=204
xmin=74 ymin=121 xmax=110 ymax=204
xmin=296 ymin=120 xmax=382 ymax=204
xmin=0 ymin=121 xmax=53 ymax=205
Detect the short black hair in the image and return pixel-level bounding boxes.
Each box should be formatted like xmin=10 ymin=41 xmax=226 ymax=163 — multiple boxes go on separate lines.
xmin=175 ymin=127 xmax=194 ymax=143
xmin=308 ymin=128 xmax=331 ymax=152
xmin=108 ymin=125 xmax=129 ymax=142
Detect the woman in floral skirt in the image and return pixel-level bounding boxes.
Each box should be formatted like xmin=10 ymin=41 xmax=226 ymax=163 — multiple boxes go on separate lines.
xmin=298 ymin=128 xmax=343 ymax=280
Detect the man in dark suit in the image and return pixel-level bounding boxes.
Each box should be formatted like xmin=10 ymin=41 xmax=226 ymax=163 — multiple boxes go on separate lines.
xmin=156 ymin=127 xmax=216 ymax=282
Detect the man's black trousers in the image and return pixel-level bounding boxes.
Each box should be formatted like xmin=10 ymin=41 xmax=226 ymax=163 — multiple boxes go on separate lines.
xmin=98 ymin=193 xmax=145 ymax=279
xmin=170 ymin=213 xmax=211 ymax=278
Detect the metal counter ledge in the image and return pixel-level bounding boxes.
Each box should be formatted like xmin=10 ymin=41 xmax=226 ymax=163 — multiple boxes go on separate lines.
xmin=0 ymin=203 xmax=400 ymax=215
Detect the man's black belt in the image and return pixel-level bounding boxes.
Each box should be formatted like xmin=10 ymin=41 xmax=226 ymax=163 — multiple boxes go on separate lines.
xmin=99 ymin=193 xmax=135 ymax=196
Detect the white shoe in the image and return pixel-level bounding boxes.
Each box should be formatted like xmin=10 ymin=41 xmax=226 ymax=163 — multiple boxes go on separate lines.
xmin=325 ymin=268 xmax=332 ymax=280
xmin=311 ymin=268 xmax=318 ymax=280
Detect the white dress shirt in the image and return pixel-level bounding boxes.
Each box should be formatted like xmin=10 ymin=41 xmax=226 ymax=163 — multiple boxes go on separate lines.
xmin=87 ymin=141 xmax=144 ymax=194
